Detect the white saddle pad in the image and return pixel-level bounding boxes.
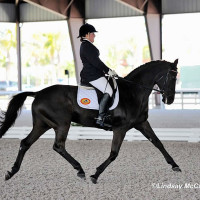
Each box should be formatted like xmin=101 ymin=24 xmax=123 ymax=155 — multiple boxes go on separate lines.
xmin=77 ymin=86 xmax=119 ymax=110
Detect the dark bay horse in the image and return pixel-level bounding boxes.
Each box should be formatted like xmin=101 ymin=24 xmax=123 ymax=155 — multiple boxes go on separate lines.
xmin=0 ymin=59 xmax=181 ymax=184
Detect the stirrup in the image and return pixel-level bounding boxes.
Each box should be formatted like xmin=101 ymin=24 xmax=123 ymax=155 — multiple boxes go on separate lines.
xmin=96 ymin=117 xmax=112 ymax=129
xmin=95 ymin=114 xmax=111 ymax=121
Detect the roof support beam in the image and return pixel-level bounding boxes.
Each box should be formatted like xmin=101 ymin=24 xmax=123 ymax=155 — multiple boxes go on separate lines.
xmin=144 ymin=11 xmax=162 ymax=107
xmin=117 ymin=0 xmax=161 ymax=14
xmin=23 ymin=0 xmax=85 ymax=18
xmin=23 ymin=0 xmax=70 ymax=17
xmin=145 ymin=14 xmax=162 ymax=60
xmin=16 ymin=0 xmax=22 ymax=90
xmin=67 ymin=18 xmax=84 ymax=84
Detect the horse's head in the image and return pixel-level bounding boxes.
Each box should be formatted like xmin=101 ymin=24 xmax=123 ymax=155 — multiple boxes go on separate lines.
xmin=156 ymin=59 xmax=178 ymax=105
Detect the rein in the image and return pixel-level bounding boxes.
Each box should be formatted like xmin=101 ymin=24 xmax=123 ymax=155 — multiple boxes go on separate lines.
xmin=116 ymin=69 xmax=178 ymax=95
xmin=117 ymin=76 xmax=165 ymax=94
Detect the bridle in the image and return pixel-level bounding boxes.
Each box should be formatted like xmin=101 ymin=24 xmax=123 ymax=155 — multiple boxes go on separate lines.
xmin=116 ymin=68 xmax=178 ymax=97
xmin=155 ymin=69 xmax=178 ymax=97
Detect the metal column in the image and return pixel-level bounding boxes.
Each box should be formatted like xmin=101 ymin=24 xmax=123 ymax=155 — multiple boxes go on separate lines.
xmin=16 ymin=0 xmax=22 ymax=91
xmin=68 ymin=18 xmax=84 ymax=84
xmin=145 ymin=13 xmax=162 ymax=108
xmin=145 ymin=13 xmax=162 ymax=60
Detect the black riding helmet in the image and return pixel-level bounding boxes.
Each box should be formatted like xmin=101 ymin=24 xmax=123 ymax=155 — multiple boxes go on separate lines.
xmin=77 ymin=23 xmax=97 ymax=38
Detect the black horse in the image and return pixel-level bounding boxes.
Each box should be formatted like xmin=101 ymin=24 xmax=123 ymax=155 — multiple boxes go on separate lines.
xmin=0 ymin=59 xmax=181 ymax=184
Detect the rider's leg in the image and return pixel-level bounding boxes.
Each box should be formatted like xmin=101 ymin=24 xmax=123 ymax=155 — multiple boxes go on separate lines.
xmin=96 ymin=93 xmax=111 ymax=126
xmin=89 ymin=77 xmax=113 ymax=97
xmin=89 ymin=77 xmax=113 ymax=127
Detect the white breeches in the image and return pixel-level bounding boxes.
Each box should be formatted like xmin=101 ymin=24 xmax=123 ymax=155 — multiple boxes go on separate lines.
xmin=89 ymin=77 xmax=113 ymax=97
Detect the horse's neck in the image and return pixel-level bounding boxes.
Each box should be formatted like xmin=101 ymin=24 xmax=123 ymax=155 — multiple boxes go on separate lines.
xmin=125 ymin=64 xmax=166 ymax=100
xmin=127 ymin=65 xmax=160 ymax=86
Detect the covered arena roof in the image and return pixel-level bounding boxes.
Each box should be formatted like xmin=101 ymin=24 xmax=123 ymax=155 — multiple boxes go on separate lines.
xmin=1 ymin=0 xmax=200 ymax=23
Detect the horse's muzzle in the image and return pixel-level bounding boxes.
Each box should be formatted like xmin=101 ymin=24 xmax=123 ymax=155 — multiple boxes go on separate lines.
xmin=162 ymin=95 xmax=174 ymax=105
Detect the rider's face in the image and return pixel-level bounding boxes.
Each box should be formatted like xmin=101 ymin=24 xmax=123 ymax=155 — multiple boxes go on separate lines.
xmin=85 ymin=32 xmax=95 ymax=43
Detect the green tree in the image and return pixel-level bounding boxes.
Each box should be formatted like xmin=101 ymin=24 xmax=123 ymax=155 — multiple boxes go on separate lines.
xmin=0 ymin=29 xmax=16 ymax=81
xmin=106 ymin=38 xmax=137 ymax=72
xmin=42 ymin=33 xmax=61 ymax=65
xmin=142 ymin=45 xmax=151 ymax=62
xmin=29 ymin=32 xmax=61 ymax=66
xmin=22 ymin=31 xmax=75 ymax=86
xmin=106 ymin=45 xmax=118 ymax=69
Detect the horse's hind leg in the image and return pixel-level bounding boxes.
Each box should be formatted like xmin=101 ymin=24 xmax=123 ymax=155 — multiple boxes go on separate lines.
xmin=5 ymin=123 xmax=49 ymax=180
xmin=53 ymin=125 xmax=85 ymax=180
xmin=134 ymin=121 xmax=181 ymax=172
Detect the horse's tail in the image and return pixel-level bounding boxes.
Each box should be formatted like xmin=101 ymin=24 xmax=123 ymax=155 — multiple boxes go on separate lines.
xmin=0 ymin=92 xmax=35 ymax=138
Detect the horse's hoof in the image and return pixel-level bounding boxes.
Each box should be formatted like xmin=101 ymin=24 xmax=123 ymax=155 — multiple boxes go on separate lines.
xmin=90 ymin=175 xmax=97 ymax=184
xmin=172 ymin=167 xmax=182 ymax=172
xmin=77 ymin=172 xmax=86 ymax=180
xmin=5 ymin=171 xmax=11 ymax=181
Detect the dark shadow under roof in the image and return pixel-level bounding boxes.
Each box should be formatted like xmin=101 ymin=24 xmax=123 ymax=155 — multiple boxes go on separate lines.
xmin=1 ymin=0 xmax=200 ymax=23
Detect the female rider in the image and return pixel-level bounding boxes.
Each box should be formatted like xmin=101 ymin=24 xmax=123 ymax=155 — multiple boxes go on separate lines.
xmin=78 ymin=23 xmax=117 ymax=129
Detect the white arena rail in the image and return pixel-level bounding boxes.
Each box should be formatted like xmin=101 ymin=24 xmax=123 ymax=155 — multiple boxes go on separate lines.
xmin=2 ymin=126 xmax=200 ymax=143
xmin=149 ymin=89 xmax=200 ymax=109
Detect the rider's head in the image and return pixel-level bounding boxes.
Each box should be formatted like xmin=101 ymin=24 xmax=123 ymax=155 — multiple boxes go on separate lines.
xmin=77 ymin=23 xmax=97 ymax=43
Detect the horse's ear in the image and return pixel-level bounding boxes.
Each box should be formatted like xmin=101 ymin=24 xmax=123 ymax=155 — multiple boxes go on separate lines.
xmin=174 ymin=59 xmax=178 ymax=66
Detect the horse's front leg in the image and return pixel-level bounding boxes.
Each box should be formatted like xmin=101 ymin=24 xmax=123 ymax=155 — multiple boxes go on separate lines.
xmin=53 ymin=127 xmax=86 ymax=180
xmin=90 ymin=129 xmax=126 ymax=184
xmin=134 ymin=121 xmax=181 ymax=172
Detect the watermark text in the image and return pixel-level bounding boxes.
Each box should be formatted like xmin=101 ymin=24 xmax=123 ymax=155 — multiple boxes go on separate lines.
xmin=152 ymin=182 xmax=200 ymax=189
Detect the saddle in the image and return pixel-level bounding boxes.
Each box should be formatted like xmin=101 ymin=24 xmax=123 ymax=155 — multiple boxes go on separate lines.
xmin=77 ymin=78 xmax=119 ymax=110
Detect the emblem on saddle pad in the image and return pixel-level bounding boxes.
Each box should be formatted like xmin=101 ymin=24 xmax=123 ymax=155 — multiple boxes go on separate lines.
xmin=80 ymin=98 xmax=91 ymax=105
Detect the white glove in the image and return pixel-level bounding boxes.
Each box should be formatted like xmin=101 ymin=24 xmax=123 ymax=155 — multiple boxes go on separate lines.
xmin=108 ymin=69 xmax=118 ymax=77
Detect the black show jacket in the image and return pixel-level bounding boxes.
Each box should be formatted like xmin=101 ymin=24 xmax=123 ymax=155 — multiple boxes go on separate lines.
xmin=80 ymin=40 xmax=110 ymax=84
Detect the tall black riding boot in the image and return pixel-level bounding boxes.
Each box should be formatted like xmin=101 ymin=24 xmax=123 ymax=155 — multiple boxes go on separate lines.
xmin=96 ymin=93 xmax=112 ymax=129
